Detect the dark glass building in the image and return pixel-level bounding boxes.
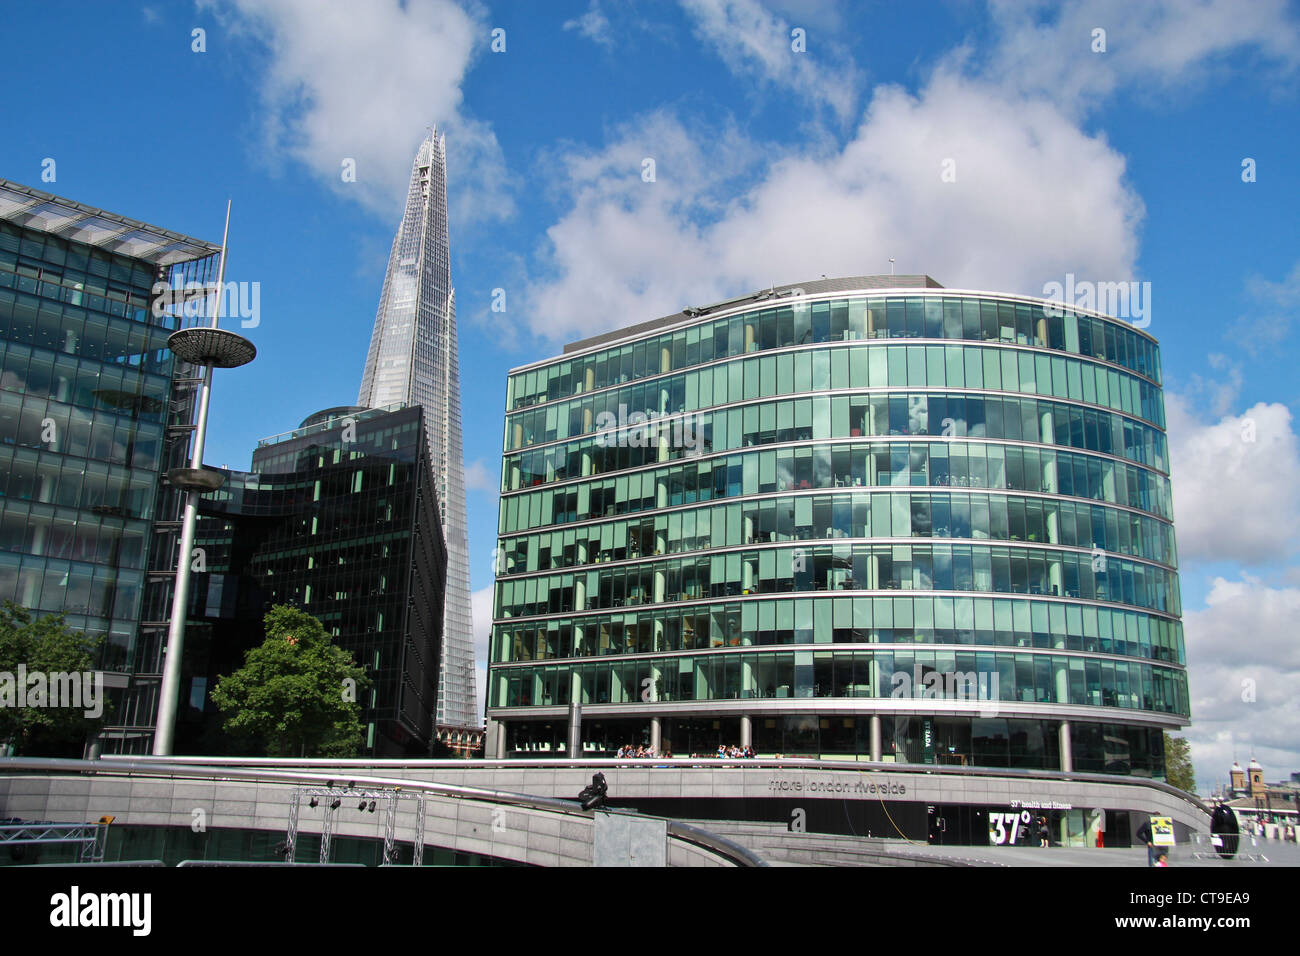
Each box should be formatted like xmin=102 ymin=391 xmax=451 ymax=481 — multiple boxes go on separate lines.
xmin=147 ymin=404 xmax=448 ymax=756
xmin=487 ymin=276 xmax=1187 ymax=777
xmin=0 ymin=179 xmax=221 ymax=753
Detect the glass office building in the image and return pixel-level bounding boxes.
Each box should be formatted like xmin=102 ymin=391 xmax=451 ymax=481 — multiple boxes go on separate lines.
xmin=0 ymin=179 xmax=220 ymax=752
xmin=487 ymin=276 xmax=1187 ymax=776
xmin=138 ymin=404 xmax=448 ymax=757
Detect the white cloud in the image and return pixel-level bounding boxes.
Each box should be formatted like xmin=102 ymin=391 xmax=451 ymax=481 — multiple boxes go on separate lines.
xmin=203 ymin=0 xmax=513 ymax=225
xmin=564 ymin=1 xmax=614 ymax=49
xmin=681 ymin=0 xmax=862 ymax=121
xmin=463 ymin=458 xmax=498 ymax=492
xmin=985 ymin=0 xmax=1300 ymax=114
xmin=1181 ymin=575 xmax=1300 ymax=791
xmin=524 ymin=70 xmax=1143 ymax=346
xmin=1229 ymin=259 xmax=1300 ymax=355
xmin=1166 ymin=397 xmax=1300 ymax=565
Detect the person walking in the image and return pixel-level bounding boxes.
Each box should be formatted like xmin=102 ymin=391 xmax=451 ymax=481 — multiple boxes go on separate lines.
xmin=1135 ymin=817 xmax=1157 ymax=867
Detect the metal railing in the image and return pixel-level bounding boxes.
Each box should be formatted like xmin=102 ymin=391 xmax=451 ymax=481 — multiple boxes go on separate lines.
xmin=90 ymin=753 xmax=1211 ymax=817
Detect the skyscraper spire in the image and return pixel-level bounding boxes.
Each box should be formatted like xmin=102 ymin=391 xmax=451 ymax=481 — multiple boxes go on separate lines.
xmin=359 ymin=128 xmax=479 ymax=742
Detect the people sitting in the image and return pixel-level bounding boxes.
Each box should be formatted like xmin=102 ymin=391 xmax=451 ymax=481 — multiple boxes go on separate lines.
xmin=615 ymin=743 xmax=658 ymax=758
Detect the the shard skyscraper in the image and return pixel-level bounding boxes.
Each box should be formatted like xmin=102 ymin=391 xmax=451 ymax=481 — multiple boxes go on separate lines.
xmin=358 ymin=128 xmax=479 ymax=746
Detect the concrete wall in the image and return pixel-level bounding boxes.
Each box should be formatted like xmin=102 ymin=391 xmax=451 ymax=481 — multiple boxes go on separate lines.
xmin=0 ymin=769 xmax=759 ymax=867
xmin=222 ymin=761 xmax=1208 ymax=835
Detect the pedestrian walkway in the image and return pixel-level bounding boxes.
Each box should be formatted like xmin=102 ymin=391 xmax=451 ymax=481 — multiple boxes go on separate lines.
xmin=901 ymin=837 xmax=1300 ymax=867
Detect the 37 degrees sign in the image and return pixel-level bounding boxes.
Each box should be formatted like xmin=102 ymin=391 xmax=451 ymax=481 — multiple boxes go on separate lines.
xmin=988 ymin=809 xmax=1033 ymax=845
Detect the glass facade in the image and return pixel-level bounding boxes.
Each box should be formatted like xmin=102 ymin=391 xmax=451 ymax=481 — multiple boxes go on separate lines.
xmin=488 ymin=280 xmax=1187 ymax=775
xmin=356 ymin=129 xmax=477 ymax=739
xmin=0 ymin=182 xmax=221 ymax=751
xmin=130 ymin=405 xmax=447 ymax=757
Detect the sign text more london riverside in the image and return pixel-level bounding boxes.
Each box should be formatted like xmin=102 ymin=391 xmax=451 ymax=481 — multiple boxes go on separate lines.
xmin=768 ymin=775 xmax=907 ymax=797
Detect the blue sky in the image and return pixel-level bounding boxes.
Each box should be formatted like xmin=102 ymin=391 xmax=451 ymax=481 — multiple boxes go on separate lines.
xmin=3 ymin=0 xmax=1298 ymax=789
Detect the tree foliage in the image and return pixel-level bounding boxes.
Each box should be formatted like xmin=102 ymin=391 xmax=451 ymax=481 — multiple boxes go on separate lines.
xmin=210 ymin=605 xmax=371 ymax=757
xmin=0 ymin=601 xmax=104 ymax=755
xmin=1164 ymin=732 xmax=1196 ymax=794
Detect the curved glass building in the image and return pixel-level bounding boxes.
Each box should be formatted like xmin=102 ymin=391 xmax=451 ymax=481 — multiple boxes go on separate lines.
xmin=486 ymin=276 xmax=1187 ymax=777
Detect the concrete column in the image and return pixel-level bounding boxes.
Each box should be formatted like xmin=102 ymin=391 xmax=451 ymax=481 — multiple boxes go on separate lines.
xmin=650 ymin=717 xmax=662 ymax=753
xmin=35 ymin=469 xmax=53 ymax=506
xmin=740 ymin=714 xmax=752 ymax=748
xmin=567 ymin=700 xmax=583 ymax=757
xmin=1058 ymin=720 xmax=1072 ymax=772
xmin=29 ymin=520 xmax=47 ymax=556
xmin=484 ymin=718 xmax=505 ymax=759
xmin=870 ymin=714 xmax=882 ymax=761
xmin=481 ymin=717 xmax=501 ymax=758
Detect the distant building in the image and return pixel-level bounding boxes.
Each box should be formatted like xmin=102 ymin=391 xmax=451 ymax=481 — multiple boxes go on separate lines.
xmin=1220 ymin=758 xmax=1300 ymax=831
xmin=152 ymin=404 xmax=448 ymax=756
xmin=357 ymin=129 xmax=480 ymax=750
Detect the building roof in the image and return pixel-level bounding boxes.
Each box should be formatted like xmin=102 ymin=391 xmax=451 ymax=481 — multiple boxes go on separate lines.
xmin=561 ymin=274 xmax=944 ymax=356
xmin=0 ymin=178 xmax=221 ymax=266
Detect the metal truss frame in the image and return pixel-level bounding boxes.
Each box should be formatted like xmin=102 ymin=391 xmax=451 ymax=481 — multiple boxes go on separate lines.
xmin=284 ymin=787 xmax=426 ymax=866
xmin=0 ymin=821 xmax=108 ymax=862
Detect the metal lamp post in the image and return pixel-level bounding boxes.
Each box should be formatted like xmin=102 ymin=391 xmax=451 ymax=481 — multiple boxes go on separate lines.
xmin=152 ymin=203 xmax=256 ymax=755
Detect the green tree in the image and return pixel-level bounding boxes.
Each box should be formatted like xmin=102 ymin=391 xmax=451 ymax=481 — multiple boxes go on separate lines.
xmin=210 ymin=605 xmax=371 ymax=757
xmin=1164 ymin=733 xmax=1196 ymax=794
xmin=0 ymin=601 xmax=104 ymax=756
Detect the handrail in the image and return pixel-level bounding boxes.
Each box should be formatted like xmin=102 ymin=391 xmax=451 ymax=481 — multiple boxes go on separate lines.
xmin=0 ymin=758 xmax=766 ymax=867
xmin=664 ymin=819 xmax=767 ymax=867
xmin=90 ymin=753 xmax=1211 ymax=817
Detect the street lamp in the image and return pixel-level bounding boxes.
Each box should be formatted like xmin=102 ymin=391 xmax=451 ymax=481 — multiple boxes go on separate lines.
xmin=152 ymin=202 xmax=256 ymax=755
